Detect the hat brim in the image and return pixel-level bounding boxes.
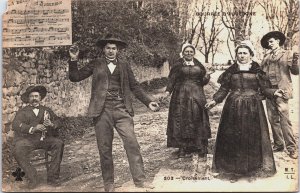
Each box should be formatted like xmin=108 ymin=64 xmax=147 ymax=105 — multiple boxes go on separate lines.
xmin=96 ymin=39 xmax=127 ymax=49
xmin=261 ymin=31 xmax=286 ymax=49
xmin=21 ymin=86 xmax=47 ymax=103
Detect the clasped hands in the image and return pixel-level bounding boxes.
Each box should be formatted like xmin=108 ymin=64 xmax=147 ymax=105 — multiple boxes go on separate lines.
xmin=149 ymin=102 xmax=160 ymax=112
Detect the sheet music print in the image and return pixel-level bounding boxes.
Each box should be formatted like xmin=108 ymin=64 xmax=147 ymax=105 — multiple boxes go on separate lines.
xmin=3 ymin=0 xmax=72 ymax=47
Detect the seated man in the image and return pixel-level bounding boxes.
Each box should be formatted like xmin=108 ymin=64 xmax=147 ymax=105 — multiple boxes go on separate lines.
xmin=12 ymin=85 xmax=64 ymax=189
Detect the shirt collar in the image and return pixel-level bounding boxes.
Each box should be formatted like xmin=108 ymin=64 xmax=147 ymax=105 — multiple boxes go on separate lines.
xmin=29 ymin=105 xmax=40 ymax=109
xmin=237 ymin=60 xmax=252 ymax=66
xmin=183 ymin=59 xmax=195 ymax=66
xmin=271 ymin=47 xmax=281 ymax=55
xmin=105 ymin=57 xmax=117 ymax=64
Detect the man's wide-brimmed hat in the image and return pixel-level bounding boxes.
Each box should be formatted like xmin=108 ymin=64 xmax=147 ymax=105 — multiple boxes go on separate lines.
xmin=21 ymin=85 xmax=47 ymax=103
xmin=260 ymin=31 xmax=286 ymax=49
xmin=96 ymin=34 xmax=127 ymax=49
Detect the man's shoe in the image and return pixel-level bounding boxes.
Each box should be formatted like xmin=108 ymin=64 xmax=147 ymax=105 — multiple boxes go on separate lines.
xmin=288 ymin=151 xmax=298 ymax=159
xmin=27 ymin=181 xmax=38 ymax=189
xmin=178 ymin=148 xmax=186 ymax=158
xmin=273 ymin=146 xmax=284 ymax=152
xmin=20 ymin=180 xmax=39 ymax=189
xmin=47 ymin=178 xmax=61 ymax=187
xmin=177 ymin=148 xmax=193 ymax=158
xmin=135 ymin=182 xmax=154 ymax=189
xmin=104 ymin=184 xmax=115 ymax=192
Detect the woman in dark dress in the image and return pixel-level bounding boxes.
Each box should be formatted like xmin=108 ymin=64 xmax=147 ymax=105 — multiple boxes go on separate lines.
xmin=206 ymin=40 xmax=284 ymax=182
xmin=164 ymin=43 xmax=212 ymax=159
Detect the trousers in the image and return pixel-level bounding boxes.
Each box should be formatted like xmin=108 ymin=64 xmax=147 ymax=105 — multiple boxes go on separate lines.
xmin=93 ymin=100 xmax=146 ymax=186
xmin=13 ymin=137 xmax=64 ymax=183
xmin=266 ymin=97 xmax=297 ymax=152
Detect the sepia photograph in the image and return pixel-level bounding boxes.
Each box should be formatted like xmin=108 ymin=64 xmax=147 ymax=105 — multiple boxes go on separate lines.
xmin=1 ymin=0 xmax=299 ymax=192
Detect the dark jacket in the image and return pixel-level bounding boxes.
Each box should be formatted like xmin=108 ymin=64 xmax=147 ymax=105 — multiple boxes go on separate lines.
xmin=12 ymin=105 xmax=61 ymax=141
xmin=69 ymin=56 xmax=152 ymax=117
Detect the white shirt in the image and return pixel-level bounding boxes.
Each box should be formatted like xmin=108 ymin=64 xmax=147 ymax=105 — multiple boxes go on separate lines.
xmin=237 ymin=61 xmax=252 ymax=71
xmin=33 ymin=108 xmax=39 ymax=116
xmin=29 ymin=106 xmax=40 ymax=134
xmin=184 ymin=59 xmax=195 ymax=66
xmin=107 ymin=62 xmax=116 ymax=73
xmin=106 ymin=57 xmax=117 ymax=73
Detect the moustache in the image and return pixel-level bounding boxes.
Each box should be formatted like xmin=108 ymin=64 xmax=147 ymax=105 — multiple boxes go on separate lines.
xmin=30 ymin=99 xmax=39 ymax=103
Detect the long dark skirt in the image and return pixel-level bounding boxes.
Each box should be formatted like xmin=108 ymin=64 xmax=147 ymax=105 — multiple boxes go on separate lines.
xmin=212 ymin=93 xmax=276 ymax=176
xmin=167 ymin=82 xmax=211 ymax=152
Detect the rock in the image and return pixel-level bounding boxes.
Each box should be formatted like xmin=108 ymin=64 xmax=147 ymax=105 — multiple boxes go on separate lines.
xmin=7 ymin=112 xmax=16 ymax=123
xmin=6 ymin=130 xmax=15 ymax=139
xmin=45 ymin=69 xmax=51 ymax=78
xmin=31 ymin=69 xmax=38 ymax=75
xmin=11 ymin=86 xmax=19 ymax=96
xmin=30 ymin=75 xmax=37 ymax=84
xmin=53 ymin=73 xmax=58 ymax=81
xmin=17 ymin=66 xmax=24 ymax=73
xmin=2 ymin=122 xmax=12 ymax=133
xmin=4 ymin=70 xmax=24 ymax=87
xmin=21 ymin=71 xmax=28 ymax=78
xmin=37 ymin=64 xmax=45 ymax=71
xmin=22 ymin=62 xmax=31 ymax=69
xmin=53 ymin=87 xmax=59 ymax=95
xmin=2 ymin=87 xmax=8 ymax=97
xmin=2 ymin=98 xmax=8 ymax=110
xmin=3 ymin=108 xmax=13 ymax=115
xmin=2 ymin=134 xmax=7 ymax=144
xmin=13 ymin=106 xmax=19 ymax=112
xmin=8 ymin=96 xmax=16 ymax=107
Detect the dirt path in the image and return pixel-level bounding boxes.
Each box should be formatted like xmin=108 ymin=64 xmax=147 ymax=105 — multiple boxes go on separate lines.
xmin=148 ymin=73 xmax=299 ymax=192
xmin=3 ymin=72 xmax=299 ymax=192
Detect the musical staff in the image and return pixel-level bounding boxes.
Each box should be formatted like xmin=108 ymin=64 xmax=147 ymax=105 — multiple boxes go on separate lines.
xmin=3 ymin=35 xmax=71 ymax=42
xmin=5 ymin=18 xmax=70 ymax=24
xmin=3 ymin=0 xmax=72 ymax=48
xmin=3 ymin=27 xmax=69 ymax=34
xmin=6 ymin=9 xmax=69 ymax=15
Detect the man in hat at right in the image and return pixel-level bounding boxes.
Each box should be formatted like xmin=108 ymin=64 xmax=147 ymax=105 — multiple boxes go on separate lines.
xmin=260 ymin=31 xmax=299 ymax=159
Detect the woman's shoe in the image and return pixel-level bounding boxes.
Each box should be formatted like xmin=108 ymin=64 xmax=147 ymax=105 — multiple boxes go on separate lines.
xmin=178 ymin=148 xmax=186 ymax=158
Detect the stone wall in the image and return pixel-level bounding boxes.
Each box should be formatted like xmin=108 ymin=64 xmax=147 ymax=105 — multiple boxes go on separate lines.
xmin=2 ymin=51 xmax=169 ymax=143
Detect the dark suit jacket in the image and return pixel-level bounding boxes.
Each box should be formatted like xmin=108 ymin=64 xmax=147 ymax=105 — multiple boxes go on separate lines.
xmin=12 ymin=105 xmax=61 ymax=142
xmin=69 ymin=56 xmax=152 ymax=117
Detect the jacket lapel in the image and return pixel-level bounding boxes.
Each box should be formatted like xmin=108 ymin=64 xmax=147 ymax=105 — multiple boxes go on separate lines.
xmin=271 ymin=49 xmax=285 ymax=61
xmin=95 ymin=57 xmax=109 ymax=82
xmin=117 ymin=58 xmax=125 ymax=93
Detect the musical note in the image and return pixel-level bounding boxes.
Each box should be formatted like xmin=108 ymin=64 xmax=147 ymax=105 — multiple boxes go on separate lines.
xmin=3 ymin=18 xmax=70 ymax=24
xmin=6 ymin=9 xmax=69 ymax=15
xmin=3 ymin=0 xmax=72 ymax=48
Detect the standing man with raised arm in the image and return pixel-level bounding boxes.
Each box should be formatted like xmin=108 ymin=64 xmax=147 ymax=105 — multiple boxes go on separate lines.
xmin=68 ymin=34 xmax=160 ymax=192
xmin=260 ymin=31 xmax=299 ymax=159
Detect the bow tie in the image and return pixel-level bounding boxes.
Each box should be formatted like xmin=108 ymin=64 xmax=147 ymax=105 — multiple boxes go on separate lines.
xmin=106 ymin=59 xmax=117 ymax=65
xmin=29 ymin=106 xmax=40 ymax=110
